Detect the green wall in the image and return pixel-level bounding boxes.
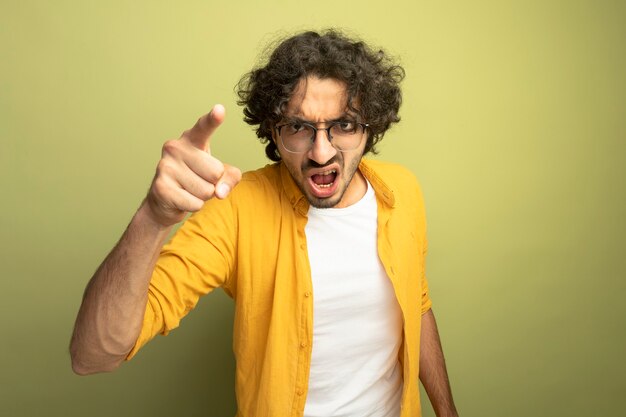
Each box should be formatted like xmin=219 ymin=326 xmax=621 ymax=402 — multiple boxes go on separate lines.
xmin=1 ymin=1 xmax=624 ymax=416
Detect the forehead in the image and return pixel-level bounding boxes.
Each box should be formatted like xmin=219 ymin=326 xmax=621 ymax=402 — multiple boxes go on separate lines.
xmin=285 ymin=76 xmax=350 ymax=121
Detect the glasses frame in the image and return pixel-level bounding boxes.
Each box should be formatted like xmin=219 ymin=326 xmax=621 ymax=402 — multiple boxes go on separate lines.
xmin=275 ymin=120 xmax=369 ymax=154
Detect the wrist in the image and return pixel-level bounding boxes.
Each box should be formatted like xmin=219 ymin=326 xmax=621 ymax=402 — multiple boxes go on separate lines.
xmin=136 ymin=200 xmax=175 ymax=236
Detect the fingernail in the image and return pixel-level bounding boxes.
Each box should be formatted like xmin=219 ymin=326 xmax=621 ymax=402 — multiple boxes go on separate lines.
xmin=217 ymin=183 xmax=230 ymax=198
xmin=212 ymin=104 xmax=224 ymax=117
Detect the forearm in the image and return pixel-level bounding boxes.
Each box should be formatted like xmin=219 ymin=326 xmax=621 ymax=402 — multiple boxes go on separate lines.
xmin=419 ymin=309 xmax=458 ymax=417
xmin=70 ymin=201 xmax=172 ymax=375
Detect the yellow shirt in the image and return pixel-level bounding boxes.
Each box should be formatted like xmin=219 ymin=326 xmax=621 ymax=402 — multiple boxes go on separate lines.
xmin=127 ymin=158 xmax=432 ymax=417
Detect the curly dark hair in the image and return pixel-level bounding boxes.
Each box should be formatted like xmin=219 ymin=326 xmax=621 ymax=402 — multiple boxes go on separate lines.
xmin=236 ymin=29 xmax=405 ymax=161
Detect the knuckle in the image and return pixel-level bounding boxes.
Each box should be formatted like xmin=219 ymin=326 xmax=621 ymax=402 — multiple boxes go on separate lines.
xmin=161 ymin=139 xmax=178 ymax=156
xmin=196 ymin=183 xmax=215 ymax=201
xmin=152 ymin=177 xmax=169 ymax=198
xmin=213 ymin=160 xmax=225 ymax=178
xmin=156 ymin=159 xmax=175 ymax=176
xmin=203 ymin=157 xmax=225 ymax=183
xmin=186 ymin=198 xmax=204 ymax=212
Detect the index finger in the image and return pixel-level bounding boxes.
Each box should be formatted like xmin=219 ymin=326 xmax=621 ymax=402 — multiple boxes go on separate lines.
xmin=182 ymin=104 xmax=226 ymax=151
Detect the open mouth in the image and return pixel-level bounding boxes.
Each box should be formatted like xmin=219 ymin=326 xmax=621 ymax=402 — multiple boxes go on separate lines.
xmin=308 ymin=168 xmax=339 ymax=198
xmin=310 ymin=169 xmax=337 ymax=188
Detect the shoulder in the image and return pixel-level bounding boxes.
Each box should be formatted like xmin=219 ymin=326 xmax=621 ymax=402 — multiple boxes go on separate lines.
xmin=360 ymin=159 xmax=427 ymax=222
xmin=240 ymin=163 xmax=281 ymax=185
xmin=361 ymin=159 xmax=422 ymax=193
xmin=230 ymin=163 xmax=282 ymax=199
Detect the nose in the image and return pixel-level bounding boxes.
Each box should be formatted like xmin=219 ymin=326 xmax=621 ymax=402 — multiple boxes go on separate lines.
xmin=308 ymin=128 xmax=337 ymax=165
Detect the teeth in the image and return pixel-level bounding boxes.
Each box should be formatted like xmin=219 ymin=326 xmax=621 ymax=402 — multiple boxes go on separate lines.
xmin=318 ymin=169 xmax=336 ymax=175
xmin=310 ymin=169 xmax=336 ymax=189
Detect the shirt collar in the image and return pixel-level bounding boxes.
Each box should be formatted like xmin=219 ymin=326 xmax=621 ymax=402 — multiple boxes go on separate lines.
xmin=279 ymin=162 xmax=309 ymax=215
xmin=359 ymin=159 xmax=396 ymax=208
xmin=279 ymin=158 xmax=396 ymax=214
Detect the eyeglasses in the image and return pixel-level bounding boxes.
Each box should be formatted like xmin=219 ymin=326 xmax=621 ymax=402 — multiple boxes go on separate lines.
xmin=275 ymin=120 xmax=369 ymax=153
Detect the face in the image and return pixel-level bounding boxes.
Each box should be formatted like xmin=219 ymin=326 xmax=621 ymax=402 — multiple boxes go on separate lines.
xmin=274 ymin=76 xmax=367 ymax=209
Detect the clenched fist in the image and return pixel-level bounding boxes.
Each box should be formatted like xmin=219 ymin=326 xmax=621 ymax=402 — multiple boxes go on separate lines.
xmin=145 ymin=104 xmax=242 ymax=227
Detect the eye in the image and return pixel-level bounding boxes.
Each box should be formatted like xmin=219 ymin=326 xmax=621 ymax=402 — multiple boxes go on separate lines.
xmin=290 ymin=123 xmax=305 ymax=133
xmin=280 ymin=122 xmax=304 ymax=136
xmin=280 ymin=122 xmax=313 ymax=140
xmin=335 ymin=121 xmax=357 ymax=133
xmin=282 ymin=122 xmax=306 ymax=135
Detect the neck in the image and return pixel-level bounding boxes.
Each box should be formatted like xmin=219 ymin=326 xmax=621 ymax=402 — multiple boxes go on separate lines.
xmin=335 ymin=169 xmax=367 ymax=208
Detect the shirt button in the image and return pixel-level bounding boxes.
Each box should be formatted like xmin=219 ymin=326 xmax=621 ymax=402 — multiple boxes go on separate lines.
xmin=300 ymin=243 xmax=306 ymax=250
xmin=297 ymin=389 xmax=304 ymax=396
xmin=300 ymin=342 xmax=307 ymax=348
xmin=304 ymin=291 xmax=311 ymax=298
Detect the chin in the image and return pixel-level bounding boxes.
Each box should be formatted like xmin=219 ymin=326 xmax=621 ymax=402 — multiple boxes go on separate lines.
xmin=307 ymin=197 xmax=340 ymax=209
xmin=305 ymin=189 xmax=345 ymax=209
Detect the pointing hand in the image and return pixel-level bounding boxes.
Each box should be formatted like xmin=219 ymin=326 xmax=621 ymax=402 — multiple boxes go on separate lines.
xmin=145 ymin=104 xmax=242 ymax=227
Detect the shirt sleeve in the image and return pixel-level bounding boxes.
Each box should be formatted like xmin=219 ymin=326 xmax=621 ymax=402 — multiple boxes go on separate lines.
xmin=126 ymin=196 xmax=237 ymax=359
xmin=414 ymin=173 xmax=432 ymax=315
xmin=420 ymin=234 xmax=432 ymax=315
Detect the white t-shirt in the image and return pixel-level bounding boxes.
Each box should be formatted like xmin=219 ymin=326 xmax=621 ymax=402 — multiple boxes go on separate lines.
xmin=303 ymin=181 xmax=403 ymax=417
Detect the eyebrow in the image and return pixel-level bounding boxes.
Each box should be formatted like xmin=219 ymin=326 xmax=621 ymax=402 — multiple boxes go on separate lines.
xmin=283 ymin=114 xmax=356 ymax=124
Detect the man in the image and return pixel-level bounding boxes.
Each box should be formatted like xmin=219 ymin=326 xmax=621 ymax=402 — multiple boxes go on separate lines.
xmin=70 ymin=30 xmax=458 ymax=417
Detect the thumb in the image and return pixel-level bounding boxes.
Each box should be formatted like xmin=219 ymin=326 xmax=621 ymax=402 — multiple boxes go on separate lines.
xmin=215 ymin=164 xmax=243 ymax=199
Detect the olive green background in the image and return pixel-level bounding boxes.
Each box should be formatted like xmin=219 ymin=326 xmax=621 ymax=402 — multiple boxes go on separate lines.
xmin=1 ymin=0 xmax=624 ymax=416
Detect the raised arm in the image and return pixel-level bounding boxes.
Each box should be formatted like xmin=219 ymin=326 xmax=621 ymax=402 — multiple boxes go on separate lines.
xmin=419 ymin=309 xmax=459 ymax=417
xmin=69 ymin=105 xmax=241 ymax=375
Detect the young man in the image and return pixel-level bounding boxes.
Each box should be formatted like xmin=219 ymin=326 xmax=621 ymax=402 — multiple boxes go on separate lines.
xmin=70 ymin=30 xmax=458 ymax=417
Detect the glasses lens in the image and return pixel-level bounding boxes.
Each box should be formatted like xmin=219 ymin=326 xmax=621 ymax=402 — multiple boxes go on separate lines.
xmin=280 ymin=123 xmax=315 ymax=152
xmin=329 ymin=122 xmax=363 ymax=151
